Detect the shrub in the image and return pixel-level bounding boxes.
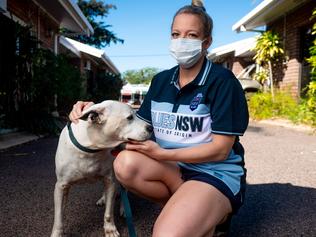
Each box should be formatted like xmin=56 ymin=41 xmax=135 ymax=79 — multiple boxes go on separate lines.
xmin=55 ymin=54 xmax=87 ymax=114
xmin=3 ymin=47 xmax=87 ymax=134
xmin=249 ymin=91 xmax=299 ymax=121
xmin=253 ymin=31 xmax=285 ymax=98
xmin=304 ymin=9 xmax=316 ymax=121
xmin=2 ymin=23 xmax=122 ymax=134
xmin=248 ymin=92 xmax=274 ymax=119
xmin=296 ymin=99 xmax=316 ymax=126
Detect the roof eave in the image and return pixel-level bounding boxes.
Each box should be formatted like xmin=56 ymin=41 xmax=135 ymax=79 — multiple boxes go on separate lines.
xmin=59 ymin=0 xmax=94 ymax=35
xmin=232 ymin=0 xmax=309 ymax=32
xmin=232 ymin=0 xmax=275 ymax=32
xmin=59 ymin=36 xmax=81 ymax=57
xmin=101 ymin=54 xmax=120 ymax=75
xmin=62 ymin=37 xmax=120 ymax=75
xmin=208 ymin=37 xmax=256 ymax=60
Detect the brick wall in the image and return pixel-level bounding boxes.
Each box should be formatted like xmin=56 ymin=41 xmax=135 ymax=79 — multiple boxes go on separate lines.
xmin=7 ymin=0 xmax=59 ymax=51
xmin=39 ymin=12 xmax=58 ymax=50
xmin=231 ymin=57 xmax=252 ymax=77
xmin=213 ymin=53 xmax=254 ymax=78
xmin=268 ymin=0 xmax=316 ymax=98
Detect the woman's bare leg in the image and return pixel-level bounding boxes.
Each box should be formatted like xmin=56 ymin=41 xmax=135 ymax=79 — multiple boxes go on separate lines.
xmin=113 ymin=150 xmax=183 ymax=204
xmin=153 ymin=180 xmax=232 ymax=237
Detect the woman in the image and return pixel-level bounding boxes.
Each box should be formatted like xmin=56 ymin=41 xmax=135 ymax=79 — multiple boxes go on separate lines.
xmin=70 ymin=1 xmax=249 ymax=236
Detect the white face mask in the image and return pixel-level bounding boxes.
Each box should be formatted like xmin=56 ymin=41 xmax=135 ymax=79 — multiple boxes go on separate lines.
xmin=169 ymin=38 xmax=205 ymax=69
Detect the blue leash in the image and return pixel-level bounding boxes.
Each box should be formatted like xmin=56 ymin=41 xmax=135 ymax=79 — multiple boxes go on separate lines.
xmin=120 ymin=186 xmax=137 ymax=237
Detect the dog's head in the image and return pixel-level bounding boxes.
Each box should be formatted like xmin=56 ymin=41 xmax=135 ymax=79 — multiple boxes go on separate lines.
xmin=79 ymin=100 xmax=152 ymax=145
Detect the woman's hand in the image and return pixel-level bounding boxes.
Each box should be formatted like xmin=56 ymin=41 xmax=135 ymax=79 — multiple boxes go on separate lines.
xmin=69 ymin=101 xmax=94 ymax=123
xmin=125 ymin=140 xmax=167 ymax=160
xmin=126 ymin=134 xmax=236 ymax=163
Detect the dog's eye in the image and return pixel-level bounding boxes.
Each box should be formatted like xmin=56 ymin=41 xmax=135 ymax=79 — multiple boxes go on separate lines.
xmin=127 ymin=115 xmax=133 ymax=121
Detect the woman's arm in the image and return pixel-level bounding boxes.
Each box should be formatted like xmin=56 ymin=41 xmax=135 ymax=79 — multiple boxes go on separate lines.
xmin=126 ymin=134 xmax=235 ymax=163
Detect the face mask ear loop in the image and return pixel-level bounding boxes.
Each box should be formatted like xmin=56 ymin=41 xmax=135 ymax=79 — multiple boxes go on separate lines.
xmin=201 ymin=37 xmax=212 ymax=56
xmin=201 ymin=39 xmax=207 ymax=56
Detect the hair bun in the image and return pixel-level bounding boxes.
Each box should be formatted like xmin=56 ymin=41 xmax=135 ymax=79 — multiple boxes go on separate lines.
xmin=191 ymin=0 xmax=206 ymax=11
xmin=192 ymin=0 xmax=205 ymax=10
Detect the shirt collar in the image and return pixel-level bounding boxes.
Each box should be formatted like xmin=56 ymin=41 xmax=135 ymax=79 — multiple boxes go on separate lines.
xmin=170 ymin=57 xmax=212 ymax=88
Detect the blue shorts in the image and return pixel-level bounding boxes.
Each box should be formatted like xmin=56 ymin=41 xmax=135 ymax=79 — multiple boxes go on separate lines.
xmin=180 ymin=166 xmax=246 ymax=214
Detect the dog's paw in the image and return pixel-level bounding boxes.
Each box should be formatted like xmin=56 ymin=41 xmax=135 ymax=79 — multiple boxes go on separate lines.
xmin=50 ymin=230 xmax=63 ymax=237
xmin=104 ymin=222 xmax=120 ymax=237
xmin=96 ymin=196 xmax=106 ymax=206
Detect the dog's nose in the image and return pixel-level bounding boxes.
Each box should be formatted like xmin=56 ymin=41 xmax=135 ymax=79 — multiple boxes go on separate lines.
xmin=146 ymin=125 xmax=153 ymax=133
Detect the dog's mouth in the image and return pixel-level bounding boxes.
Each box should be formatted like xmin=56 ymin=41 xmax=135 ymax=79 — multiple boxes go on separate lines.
xmin=127 ymin=138 xmax=147 ymax=142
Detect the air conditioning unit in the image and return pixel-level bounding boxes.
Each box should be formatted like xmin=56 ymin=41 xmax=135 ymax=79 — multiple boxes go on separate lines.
xmin=84 ymin=60 xmax=91 ymax=70
xmin=0 ymin=0 xmax=7 ymax=13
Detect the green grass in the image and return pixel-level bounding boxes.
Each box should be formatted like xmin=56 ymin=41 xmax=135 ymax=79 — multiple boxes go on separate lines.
xmin=248 ymin=91 xmax=316 ymax=127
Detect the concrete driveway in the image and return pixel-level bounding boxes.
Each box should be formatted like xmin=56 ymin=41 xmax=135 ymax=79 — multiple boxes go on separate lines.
xmin=230 ymin=122 xmax=316 ymax=237
xmin=0 ymin=121 xmax=315 ymax=237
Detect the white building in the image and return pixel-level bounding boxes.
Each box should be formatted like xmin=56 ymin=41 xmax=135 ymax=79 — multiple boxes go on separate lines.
xmin=120 ymin=83 xmax=150 ymax=107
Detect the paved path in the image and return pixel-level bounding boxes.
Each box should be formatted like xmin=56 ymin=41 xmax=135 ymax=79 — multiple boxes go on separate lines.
xmin=0 ymin=121 xmax=315 ymax=237
xmin=230 ymin=122 xmax=316 ymax=237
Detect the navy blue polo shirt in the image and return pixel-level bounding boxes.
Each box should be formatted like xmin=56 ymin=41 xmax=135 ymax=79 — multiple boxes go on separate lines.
xmin=136 ymin=58 xmax=249 ymax=195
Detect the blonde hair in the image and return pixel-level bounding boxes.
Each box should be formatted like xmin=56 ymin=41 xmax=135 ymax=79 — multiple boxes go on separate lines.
xmin=192 ymin=0 xmax=204 ymax=9
xmin=171 ymin=0 xmax=213 ymax=37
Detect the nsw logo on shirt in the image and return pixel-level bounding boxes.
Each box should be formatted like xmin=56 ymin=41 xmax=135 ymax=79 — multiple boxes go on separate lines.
xmin=151 ymin=110 xmax=211 ymax=144
xmin=190 ymin=93 xmax=203 ymax=111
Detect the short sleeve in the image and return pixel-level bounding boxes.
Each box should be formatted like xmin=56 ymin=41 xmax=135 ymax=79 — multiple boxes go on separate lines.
xmin=136 ymin=77 xmax=157 ymax=125
xmin=210 ymin=70 xmax=249 ymax=136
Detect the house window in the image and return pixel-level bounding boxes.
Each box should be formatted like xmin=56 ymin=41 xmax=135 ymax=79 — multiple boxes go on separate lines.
xmin=15 ymin=37 xmax=20 ymax=56
xmin=0 ymin=0 xmax=7 ymax=12
xmin=84 ymin=60 xmax=94 ymax=95
xmin=222 ymin=61 xmax=231 ymax=69
xmin=300 ymin=27 xmax=313 ymax=62
xmin=54 ymin=34 xmax=58 ymax=55
xmin=84 ymin=60 xmax=91 ymax=71
xmin=299 ymin=25 xmax=313 ymax=95
xmin=222 ymin=61 xmax=228 ymax=68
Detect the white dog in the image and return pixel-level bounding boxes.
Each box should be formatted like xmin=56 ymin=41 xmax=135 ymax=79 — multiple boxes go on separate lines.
xmin=51 ymin=100 xmax=152 ymax=237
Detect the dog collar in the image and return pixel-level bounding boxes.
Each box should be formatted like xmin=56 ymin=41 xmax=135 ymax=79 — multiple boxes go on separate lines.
xmin=67 ymin=122 xmax=103 ymax=153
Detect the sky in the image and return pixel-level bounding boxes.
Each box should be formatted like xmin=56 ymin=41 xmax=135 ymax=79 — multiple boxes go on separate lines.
xmin=102 ymin=0 xmax=262 ymax=73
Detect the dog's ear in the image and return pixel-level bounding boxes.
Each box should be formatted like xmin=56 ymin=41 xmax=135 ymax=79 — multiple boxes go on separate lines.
xmin=78 ymin=103 xmax=108 ymax=124
xmin=79 ymin=111 xmax=100 ymax=123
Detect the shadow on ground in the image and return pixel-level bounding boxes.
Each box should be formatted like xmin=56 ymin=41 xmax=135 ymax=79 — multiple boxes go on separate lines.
xmin=0 ymin=137 xmax=315 ymax=237
xmin=230 ymin=183 xmax=316 ymax=237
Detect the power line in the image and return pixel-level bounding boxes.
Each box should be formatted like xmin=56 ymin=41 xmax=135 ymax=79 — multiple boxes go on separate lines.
xmin=107 ymin=54 xmax=170 ymax=58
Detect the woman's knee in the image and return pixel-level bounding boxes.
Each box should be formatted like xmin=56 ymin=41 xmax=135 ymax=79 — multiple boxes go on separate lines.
xmin=153 ymin=222 xmax=177 ymax=237
xmin=153 ymin=219 xmax=216 ymax=237
xmin=153 ymin=220 xmax=190 ymax=237
xmin=113 ymin=150 xmax=140 ymax=183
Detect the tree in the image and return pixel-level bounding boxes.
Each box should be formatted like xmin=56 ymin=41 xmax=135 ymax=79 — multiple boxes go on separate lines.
xmin=306 ymin=9 xmax=316 ymax=115
xmin=122 ymin=67 xmax=160 ymax=84
xmin=88 ymin=72 xmax=123 ymax=103
xmin=66 ymin=0 xmax=124 ymax=48
xmin=253 ymin=31 xmax=284 ymax=99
